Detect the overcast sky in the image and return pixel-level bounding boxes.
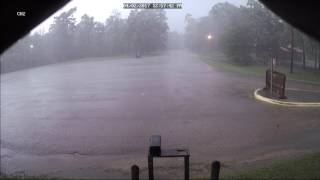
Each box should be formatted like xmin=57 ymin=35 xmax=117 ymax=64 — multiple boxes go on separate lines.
xmin=33 ymin=0 xmax=247 ymax=34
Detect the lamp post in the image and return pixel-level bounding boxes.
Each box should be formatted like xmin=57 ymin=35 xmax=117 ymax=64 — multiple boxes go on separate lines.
xmin=206 ymin=33 xmax=213 ymax=50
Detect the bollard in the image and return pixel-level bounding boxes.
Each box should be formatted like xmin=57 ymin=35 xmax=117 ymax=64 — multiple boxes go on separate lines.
xmin=131 ymin=164 xmax=139 ymax=180
xmin=210 ymin=161 xmax=220 ymax=180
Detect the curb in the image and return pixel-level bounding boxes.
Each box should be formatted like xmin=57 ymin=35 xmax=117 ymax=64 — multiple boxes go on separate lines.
xmin=254 ymin=88 xmax=320 ymax=107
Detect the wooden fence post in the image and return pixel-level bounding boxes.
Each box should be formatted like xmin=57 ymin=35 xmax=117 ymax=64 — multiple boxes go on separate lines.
xmin=210 ymin=161 xmax=220 ymax=180
xmin=131 ymin=164 xmax=139 ymax=180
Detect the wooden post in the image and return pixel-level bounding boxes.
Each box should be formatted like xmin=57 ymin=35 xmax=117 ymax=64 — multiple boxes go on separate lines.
xmin=210 ymin=161 xmax=220 ymax=180
xmin=131 ymin=165 xmax=139 ymax=180
xmin=148 ymin=155 xmax=154 ymax=180
xmin=184 ymin=156 xmax=189 ymax=180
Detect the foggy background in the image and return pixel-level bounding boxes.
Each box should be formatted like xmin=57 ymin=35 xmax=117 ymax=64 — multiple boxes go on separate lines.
xmin=1 ymin=0 xmax=320 ymax=74
xmin=32 ymin=0 xmax=247 ymax=33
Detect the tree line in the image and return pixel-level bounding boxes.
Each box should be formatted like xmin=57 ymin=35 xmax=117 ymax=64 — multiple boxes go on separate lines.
xmin=1 ymin=0 xmax=320 ymax=74
xmin=0 ymin=8 xmax=169 ymax=73
xmin=184 ymin=0 xmax=320 ymax=72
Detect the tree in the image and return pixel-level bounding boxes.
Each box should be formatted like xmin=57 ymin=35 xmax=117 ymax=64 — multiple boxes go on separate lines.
xmin=247 ymin=0 xmax=284 ymax=62
xmin=184 ymin=0 xmax=308 ymax=67
xmin=49 ymin=7 xmax=77 ymax=60
xmin=92 ymin=22 xmax=106 ymax=56
xmin=74 ymin=14 xmax=95 ymax=58
xmin=219 ymin=6 xmax=254 ymax=64
xmin=184 ymin=13 xmax=201 ymax=51
xmin=127 ymin=9 xmax=168 ymax=55
xmin=104 ymin=11 xmax=128 ymax=56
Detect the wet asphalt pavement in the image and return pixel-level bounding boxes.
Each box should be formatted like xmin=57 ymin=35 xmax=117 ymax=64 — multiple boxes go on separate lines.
xmin=1 ymin=50 xmax=320 ymax=179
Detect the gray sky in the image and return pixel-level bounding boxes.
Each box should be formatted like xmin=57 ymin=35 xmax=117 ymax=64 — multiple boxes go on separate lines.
xmin=33 ymin=0 xmax=247 ymax=34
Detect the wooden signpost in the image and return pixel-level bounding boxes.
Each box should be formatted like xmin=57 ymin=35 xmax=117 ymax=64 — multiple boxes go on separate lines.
xmin=265 ymin=63 xmax=287 ymax=99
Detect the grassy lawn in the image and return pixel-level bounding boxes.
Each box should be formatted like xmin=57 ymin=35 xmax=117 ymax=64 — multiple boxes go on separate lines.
xmin=1 ymin=153 xmax=319 ymax=179
xmin=200 ymin=53 xmax=320 ymax=85
xmin=222 ymin=152 xmax=320 ymax=180
xmin=193 ymin=152 xmax=320 ymax=180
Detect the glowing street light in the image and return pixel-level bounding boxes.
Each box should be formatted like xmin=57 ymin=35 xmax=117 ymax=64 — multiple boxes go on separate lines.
xmin=207 ymin=34 xmax=212 ymax=40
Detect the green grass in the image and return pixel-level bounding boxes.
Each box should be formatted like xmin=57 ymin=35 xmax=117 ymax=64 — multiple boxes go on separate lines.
xmin=222 ymin=153 xmax=320 ymax=180
xmin=193 ymin=152 xmax=320 ymax=180
xmin=200 ymin=53 xmax=320 ymax=85
xmin=2 ymin=153 xmax=319 ymax=179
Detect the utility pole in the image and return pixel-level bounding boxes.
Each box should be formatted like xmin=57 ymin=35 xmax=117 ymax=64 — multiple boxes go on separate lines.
xmin=290 ymin=26 xmax=294 ymax=73
xmin=270 ymin=57 xmax=275 ymax=95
